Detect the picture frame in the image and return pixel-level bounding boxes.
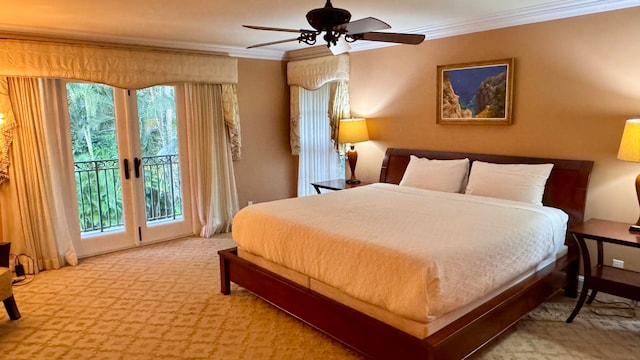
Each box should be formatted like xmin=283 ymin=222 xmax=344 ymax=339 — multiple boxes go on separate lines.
xmin=437 ymin=58 xmax=514 ymax=125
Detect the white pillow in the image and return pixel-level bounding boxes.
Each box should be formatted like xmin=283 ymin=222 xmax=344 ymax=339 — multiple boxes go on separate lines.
xmin=399 ymin=156 xmax=470 ymax=193
xmin=464 ymin=161 xmax=554 ymax=205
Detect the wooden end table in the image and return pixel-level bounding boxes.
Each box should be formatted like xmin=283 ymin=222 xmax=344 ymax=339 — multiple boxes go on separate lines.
xmin=566 ymin=218 xmax=640 ymax=323
xmin=311 ymin=179 xmax=371 ymax=194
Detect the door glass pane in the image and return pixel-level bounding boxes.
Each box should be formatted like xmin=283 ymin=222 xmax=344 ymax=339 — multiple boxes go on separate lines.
xmin=136 ymin=86 xmax=183 ymax=224
xmin=66 ymin=83 xmax=122 ymax=234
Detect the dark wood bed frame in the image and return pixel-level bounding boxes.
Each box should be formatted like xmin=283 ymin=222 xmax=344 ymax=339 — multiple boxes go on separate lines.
xmin=219 ymin=148 xmax=594 ymax=360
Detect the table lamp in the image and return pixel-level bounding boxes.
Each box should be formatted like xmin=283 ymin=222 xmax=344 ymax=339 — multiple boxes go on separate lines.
xmin=617 ymin=118 xmax=640 ymax=231
xmin=338 ymin=118 xmax=369 ymax=184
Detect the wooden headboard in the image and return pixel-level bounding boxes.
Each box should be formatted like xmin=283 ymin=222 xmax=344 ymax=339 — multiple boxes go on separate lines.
xmin=379 ymin=148 xmax=594 ymax=227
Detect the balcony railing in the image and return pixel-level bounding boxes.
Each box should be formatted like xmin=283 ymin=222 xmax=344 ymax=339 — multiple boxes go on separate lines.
xmin=142 ymin=155 xmax=183 ymax=222
xmin=74 ymin=155 xmax=182 ymax=234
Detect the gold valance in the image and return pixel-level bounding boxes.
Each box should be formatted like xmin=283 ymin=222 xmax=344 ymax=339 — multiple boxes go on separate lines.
xmin=0 ymin=39 xmax=238 ymax=89
xmin=287 ymin=54 xmax=349 ymax=90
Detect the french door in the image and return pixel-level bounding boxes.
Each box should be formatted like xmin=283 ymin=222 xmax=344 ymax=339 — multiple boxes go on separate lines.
xmin=65 ymin=82 xmax=192 ymax=257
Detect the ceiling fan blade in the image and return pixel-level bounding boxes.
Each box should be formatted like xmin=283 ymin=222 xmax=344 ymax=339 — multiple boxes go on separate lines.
xmin=356 ymin=32 xmax=425 ymax=45
xmin=337 ymin=17 xmax=391 ymax=35
xmin=247 ymin=37 xmax=302 ymax=49
xmin=243 ymin=25 xmax=310 ymax=33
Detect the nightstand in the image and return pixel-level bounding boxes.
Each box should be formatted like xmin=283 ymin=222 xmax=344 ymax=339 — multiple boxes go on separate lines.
xmin=311 ymin=179 xmax=371 ymax=194
xmin=566 ymin=218 xmax=640 ymax=323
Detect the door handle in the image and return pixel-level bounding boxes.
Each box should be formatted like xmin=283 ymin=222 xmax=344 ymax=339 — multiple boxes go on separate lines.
xmin=123 ymin=158 xmax=130 ymax=180
xmin=134 ymin=157 xmax=141 ymax=178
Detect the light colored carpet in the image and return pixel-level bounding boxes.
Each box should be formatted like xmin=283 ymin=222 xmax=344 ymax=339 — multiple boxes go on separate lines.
xmin=0 ymin=234 xmax=638 ymax=359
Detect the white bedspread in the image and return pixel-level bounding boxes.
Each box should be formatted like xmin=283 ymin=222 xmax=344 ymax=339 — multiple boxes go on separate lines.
xmin=232 ymin=183 xmax=568 ymax=323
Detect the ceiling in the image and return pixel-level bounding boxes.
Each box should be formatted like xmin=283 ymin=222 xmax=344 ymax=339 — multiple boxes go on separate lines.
xmin=0 ymin=0 xmax=636 ymax=59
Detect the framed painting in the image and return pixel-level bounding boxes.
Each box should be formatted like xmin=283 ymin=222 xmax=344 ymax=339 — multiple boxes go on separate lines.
xmin=437 ymin=58 xmax=514 ymax=125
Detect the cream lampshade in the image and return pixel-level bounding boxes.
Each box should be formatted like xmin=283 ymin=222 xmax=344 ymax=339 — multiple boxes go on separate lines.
xmin=338 ymin=118 xmax=369 ymax=184
xmin=617 ymin=118 xmax=640 ymax=231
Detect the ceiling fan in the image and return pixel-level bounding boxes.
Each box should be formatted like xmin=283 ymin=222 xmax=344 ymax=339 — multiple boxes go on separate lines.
xmin=243 ymin=0 xmax=425 ymax=53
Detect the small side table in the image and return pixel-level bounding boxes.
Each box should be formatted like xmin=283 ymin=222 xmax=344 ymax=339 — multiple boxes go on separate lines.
xmin=311 ymin=179 xmax=371 ymax=194
xmin=566 ymin=218 xmax=640 ymax=323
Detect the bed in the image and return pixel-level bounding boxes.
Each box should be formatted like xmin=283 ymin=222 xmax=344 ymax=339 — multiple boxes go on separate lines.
xmin=219 ymin=148 xmax=593 ymax=359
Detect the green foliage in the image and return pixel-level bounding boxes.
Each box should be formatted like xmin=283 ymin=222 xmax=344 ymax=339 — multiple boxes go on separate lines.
xmin=66 ymin=83 xmax=117 ymax=161
xmin=137 ymin=86 xmax=178 ymax=157
xmin=137 ymin=86 xmax=182 ymax=223
xmin=67 ymin=83 xmax=183 ymax=233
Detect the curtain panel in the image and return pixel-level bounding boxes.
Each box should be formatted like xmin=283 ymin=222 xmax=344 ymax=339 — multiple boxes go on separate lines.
xmin=182 ymin=83 xmax=239 ymax=236
xmin=0 ymin=78 xmax=78 ymax=270
xmin=222 ymin=84 xmax=242 ymax=160
xmin=0 ymin=39 xmax=238 ymax=89
xmin=287 ymin=54 xmax=350 ymax=155
xmin=328 ymin=80 xmax=350 ymax=153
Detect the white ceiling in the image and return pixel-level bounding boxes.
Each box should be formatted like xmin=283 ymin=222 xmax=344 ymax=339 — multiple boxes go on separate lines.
xmin=0 ymin=0 xmax=637 ymax=59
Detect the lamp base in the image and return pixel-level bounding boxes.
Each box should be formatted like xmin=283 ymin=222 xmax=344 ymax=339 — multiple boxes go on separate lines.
xmin=346 ymin=145 xmax=360 ymax=185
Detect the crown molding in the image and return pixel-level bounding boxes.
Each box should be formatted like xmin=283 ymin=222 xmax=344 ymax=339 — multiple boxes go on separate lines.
xmin=420 ymin=0 xmax=639 ymax=41
xmin=349 ymin=0 xmax=639 ymax=53
xmin=0 ymin=25 xmax=287 ymax=61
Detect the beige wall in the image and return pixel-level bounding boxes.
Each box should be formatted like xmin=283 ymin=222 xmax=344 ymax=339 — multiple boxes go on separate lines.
xmin=234 ymin=58 xmax=297 ymax=207
xmin=346 ymin=8 xmax=640 ymax=269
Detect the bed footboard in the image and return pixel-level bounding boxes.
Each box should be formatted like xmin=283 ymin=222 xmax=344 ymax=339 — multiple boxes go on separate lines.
xmin=218 ymin=246 xmax=572 ymax=360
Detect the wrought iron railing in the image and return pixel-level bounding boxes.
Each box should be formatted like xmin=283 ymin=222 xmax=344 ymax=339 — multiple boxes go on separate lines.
xmin=74 ymin=158 xmax=123 ymax=233
xmin=74 ymin=155 xmax=182 ymax=234
xmin=141 ymin=155 xmax=183 ymax=222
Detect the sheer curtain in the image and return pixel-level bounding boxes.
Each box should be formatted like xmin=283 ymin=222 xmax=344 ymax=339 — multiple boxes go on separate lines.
xmin=181 ymin=83 xmax=239 ymax=236
xmin=39 ymin=79 xmax=81 ymax=266
xmin=297 ymin=84 xmax=341 ymax=197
